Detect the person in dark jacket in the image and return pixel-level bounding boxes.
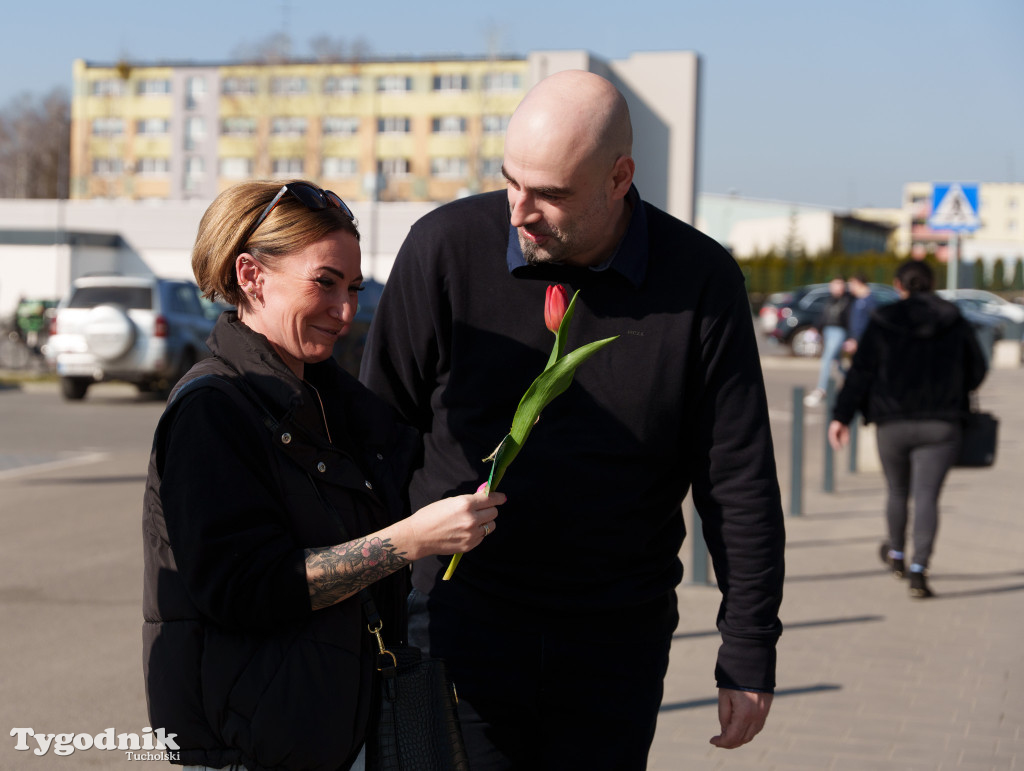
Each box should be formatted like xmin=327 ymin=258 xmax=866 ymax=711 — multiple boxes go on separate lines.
xmin=804 ymin=276 xmax=852 ymax=406
xmin=828 ymin=260 xmax=987 ymax=599
xmin=361 ymin=71 xmax=785 ymax=769
xmin=142 ymin=180 xmax=504 ymax=771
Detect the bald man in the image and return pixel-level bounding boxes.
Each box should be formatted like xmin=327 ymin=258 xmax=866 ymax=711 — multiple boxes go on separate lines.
xmin=362 ymin=70 xmax=785 ymax=769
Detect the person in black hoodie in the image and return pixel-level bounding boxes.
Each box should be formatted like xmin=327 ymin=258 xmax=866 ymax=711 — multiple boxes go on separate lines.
xmin=142 ymin=180 xmax=504 ymax=770
xmin=828 ymin=260 xmax=987 ymax=598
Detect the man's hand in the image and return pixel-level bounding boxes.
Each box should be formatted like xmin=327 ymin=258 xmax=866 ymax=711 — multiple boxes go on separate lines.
xmin=710 ymin=688 xmax=773 ymax=749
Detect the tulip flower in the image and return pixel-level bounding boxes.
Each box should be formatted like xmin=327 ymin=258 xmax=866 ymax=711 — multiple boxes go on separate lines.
xmin=544 ymin=284 xmax=569 ymax=334
xmin=443 ymin=286 xmax=617 ymax=580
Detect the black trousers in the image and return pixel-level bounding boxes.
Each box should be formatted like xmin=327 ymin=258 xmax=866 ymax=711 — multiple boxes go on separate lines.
xmin=876 ymin=419 xmax=961 ymax=570
xmin=408 ymin=585 xmax=678 ymax=771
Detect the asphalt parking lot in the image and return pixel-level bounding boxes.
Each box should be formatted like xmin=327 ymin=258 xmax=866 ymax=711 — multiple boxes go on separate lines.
xmin=1 ymin=351 xmax=1021 ymax=769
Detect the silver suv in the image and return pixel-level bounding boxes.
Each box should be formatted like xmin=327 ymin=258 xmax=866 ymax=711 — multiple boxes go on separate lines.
xmin=46 ymin=275 xmax=222 ymax=400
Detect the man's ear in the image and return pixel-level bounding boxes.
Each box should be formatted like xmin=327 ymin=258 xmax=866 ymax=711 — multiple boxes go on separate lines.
xmin=610 ymin=155 xmax=635 ymax=199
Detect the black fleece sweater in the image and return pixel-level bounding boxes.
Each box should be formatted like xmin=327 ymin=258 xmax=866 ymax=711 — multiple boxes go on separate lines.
xmin=360 ymin=189 xmax=782 ymax=688
xmin=832 ymin=292 xmax=988 ymax=426
xmin=361 ymin=190 xmax=786 ymax=691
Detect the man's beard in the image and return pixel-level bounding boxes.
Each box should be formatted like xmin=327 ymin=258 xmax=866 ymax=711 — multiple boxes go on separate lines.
xmin=519 ymin=226 xmax=574 ymax=265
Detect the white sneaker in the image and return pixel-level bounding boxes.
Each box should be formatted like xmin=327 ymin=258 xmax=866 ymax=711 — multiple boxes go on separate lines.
xmin=803 ymin=389 xmax=825 ymax=407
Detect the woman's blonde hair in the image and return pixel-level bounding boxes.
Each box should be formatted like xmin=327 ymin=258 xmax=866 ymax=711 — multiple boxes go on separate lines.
xmin=191 ymin=180 xmax=360 ymax=310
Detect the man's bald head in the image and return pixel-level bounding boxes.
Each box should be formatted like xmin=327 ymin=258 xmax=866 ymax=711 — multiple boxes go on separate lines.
xmin=506 ymin=70 xmax=632 ymax=174
xmin=501 ymin=71 xmax=636 ymax=268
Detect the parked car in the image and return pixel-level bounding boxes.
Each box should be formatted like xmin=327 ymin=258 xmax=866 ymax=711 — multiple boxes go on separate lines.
xmin=45 ymin=275 xmax=224 ymax=400
xmin=330 ymin=279 xmax=384 ymax=377
xmin=758 ymin=282 xmax=901 ymax=357
xmin=936 ymin=289 xmax=1024 ymax=340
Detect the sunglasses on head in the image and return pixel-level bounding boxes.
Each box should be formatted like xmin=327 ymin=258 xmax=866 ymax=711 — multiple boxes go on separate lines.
xmin=245 ymin=182 xmax=354 ymax=243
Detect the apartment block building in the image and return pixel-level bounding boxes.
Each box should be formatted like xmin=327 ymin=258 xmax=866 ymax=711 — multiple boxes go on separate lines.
xmin=71 ymin=56 xmax=527 ymax=204
xmin=69 ymin=49 xmax=701 ymax=223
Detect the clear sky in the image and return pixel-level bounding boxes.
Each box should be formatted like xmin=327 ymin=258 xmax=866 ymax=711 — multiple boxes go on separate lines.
xmin=4 ymin=0 xmax=1022 ymax=210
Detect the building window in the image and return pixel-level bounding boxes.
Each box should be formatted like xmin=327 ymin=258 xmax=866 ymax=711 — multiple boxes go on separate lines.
xmin=184 ymin=157 xmax=205 ymax=192
xmin=219 ymin=157 xmax=254 ymax=179
xmin=90 ymin=79 xmax=125 ymax=97
xmin=221 ymin=117 xmax=257 ymax=137
xmin=323 ymin=157 xmax=359 ymax=178
xmin=483 ymin=72 xmax=521 ymax=92
xmin=272 ymin=158 xmax=304 ymax=177
xmin=430 ymin=157 xmax=468 ymax=178
xmin=377 ymin=117 xmax=411 ymax=134
xmin=376 ymin=75 xmax=413 ymax=93
xmin=377 ymin=158 xmax=410 ymax=177
xmin=184 ymin=116 xmax=205 ymax=150
xmin=432 ymin=116 xmax=467 ymax=134
xmin=482 ymin=115 xmax=510 ymax=134
xmin=136 ymin=157 xmax=170 ymax=176
xmin=270 ymin=117 xmax=308 ymax=136
xmin=482 ymin=157 xmax=503 ymax=178
xmin=91 ymin=118 xmax=124 ymax=136
xmin=432 ymin=74 xmax=468 ymax=92
xmin=92 ymin=158 xmax=123 ymax=176
xmin=137 ymin=79 xmax=171 ymax=96
xmin=222 ymin=77 xmax=258 ymax=95
xmin=322 ymin=116 xmax=360 ymax=136
xmin=323 ymin=76 xmax=360 ymax=95
xmin=185 ymin=76 xmax=207 ymax=109
xmin=270 ymin=76 xmax=309 ymax=95
xmin=136 ymin=118 xmax=170 ymax=135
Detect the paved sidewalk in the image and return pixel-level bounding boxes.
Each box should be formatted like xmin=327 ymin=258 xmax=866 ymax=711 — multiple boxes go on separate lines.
xmin=650 ymin=365 xmax=1024 ymax=770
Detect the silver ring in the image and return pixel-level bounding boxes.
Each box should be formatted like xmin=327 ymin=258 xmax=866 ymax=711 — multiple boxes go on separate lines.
xmin=482 ymin=523 xmax=491 ymax=536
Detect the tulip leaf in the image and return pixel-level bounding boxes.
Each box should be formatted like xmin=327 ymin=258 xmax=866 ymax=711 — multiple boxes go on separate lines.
xmin=486 ymin=433 xmax=521 ymax=493
xmin=511 ymin=334 xmax=618 ymax=446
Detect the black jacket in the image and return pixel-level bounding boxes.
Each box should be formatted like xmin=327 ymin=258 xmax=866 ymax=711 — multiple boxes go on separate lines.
xmin=814 ymin=292 xmax=852 ymax=331
xmin=832 ymin=292 xmax=988 ymax=426
xmin=142 ymin=312 xmax=416 ymax=770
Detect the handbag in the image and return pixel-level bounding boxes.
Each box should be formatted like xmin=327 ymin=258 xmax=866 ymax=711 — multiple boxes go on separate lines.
xmin=955 ymin=394 xmax=998 ymax=468
xmin=361 ymin=594 xmax=469 ymax=771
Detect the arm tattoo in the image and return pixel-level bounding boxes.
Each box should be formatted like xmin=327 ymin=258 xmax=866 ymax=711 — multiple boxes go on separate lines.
xmin=304 ymin=537 xmax=409 ymax=611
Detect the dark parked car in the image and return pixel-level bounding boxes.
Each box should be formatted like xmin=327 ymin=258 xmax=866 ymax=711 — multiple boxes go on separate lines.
xmin=758 ymin=283 xmax=900 ymax=357
xmin=331 ymin=279 xmax=385 ymax=377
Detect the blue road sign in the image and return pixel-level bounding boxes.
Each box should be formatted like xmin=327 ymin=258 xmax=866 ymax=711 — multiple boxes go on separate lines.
xmin=929 ymin=183 xmax=980 ymax=232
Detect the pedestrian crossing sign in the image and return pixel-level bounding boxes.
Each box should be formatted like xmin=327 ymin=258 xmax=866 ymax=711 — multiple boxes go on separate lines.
xmin=929 ymin=183 xmax=980 ymax=232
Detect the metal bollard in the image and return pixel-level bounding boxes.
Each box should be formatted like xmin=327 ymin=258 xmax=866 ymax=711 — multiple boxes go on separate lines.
xmin=790 ymin=387 xmax=804 ymax=516
xmin=690 ymin=506 xmax=712 ymax=587
xmin=823 ymin=378 xmax=835 ymax=493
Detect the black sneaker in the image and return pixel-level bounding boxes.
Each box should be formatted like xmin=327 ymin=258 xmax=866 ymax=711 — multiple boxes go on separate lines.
xmin=878 ymin=542 xmax=905 ymax=578
xmin=909 ymin=571 xmax=933 ymax=599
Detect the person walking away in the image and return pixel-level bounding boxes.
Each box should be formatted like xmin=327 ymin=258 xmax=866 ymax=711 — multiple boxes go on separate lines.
xmin=828 ymin=260 xmax=987 ymax=598
xmin=804 ymin=276 xmax=851 ymax=407
xmin=360 ymin=70 xmax=785 ymax=770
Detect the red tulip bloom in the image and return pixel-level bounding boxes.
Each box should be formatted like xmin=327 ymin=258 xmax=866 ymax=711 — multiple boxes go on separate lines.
xmin=545 ymin=284 xmax=569 ymax=333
